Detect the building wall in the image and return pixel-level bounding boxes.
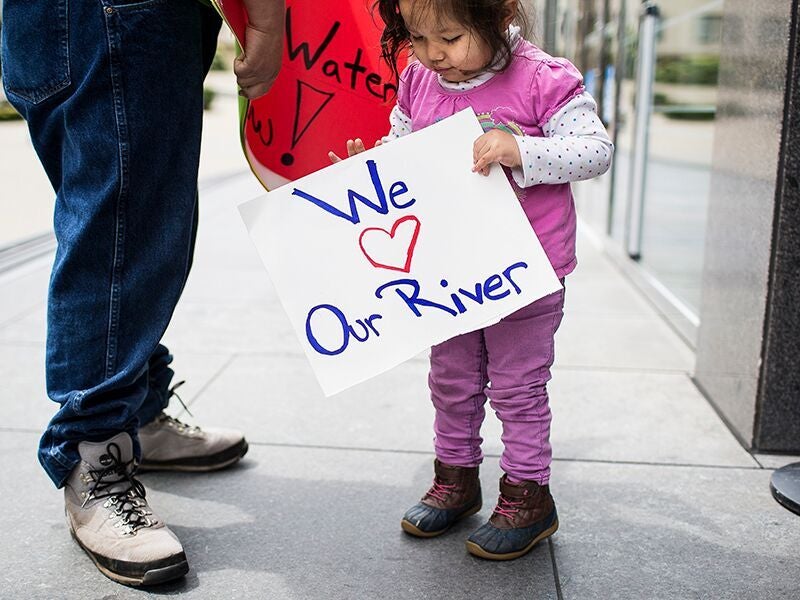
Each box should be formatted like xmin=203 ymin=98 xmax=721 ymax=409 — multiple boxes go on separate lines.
xmin=656 ymin=0 xmax=724 ymax=56
xmin=694 ymin=0 xmax=794 ymax=448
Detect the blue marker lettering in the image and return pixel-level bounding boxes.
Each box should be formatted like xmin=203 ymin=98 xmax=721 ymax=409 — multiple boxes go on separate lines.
xmin=375 ymin=279 xmax=458 ymax=317
xmin=389 ymin=181 xmax=415 ymax=209
xmin=502 ymin=262 xmax=529 ymax=294
xmin=483 ymin=274 xmax=510 ymax=300
xmin=291 ymin=159 xmax=396 ymax=225
xmin=306 ymin=304 xmax=350 ymax=356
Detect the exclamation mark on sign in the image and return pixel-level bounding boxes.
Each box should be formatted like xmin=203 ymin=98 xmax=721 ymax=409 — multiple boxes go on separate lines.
xmin=281 ymin=80 xmax=335 ymax=166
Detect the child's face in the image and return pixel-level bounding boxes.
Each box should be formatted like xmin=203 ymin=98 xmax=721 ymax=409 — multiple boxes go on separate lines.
xmin=399 ymin=0 xmax=494 ymax=83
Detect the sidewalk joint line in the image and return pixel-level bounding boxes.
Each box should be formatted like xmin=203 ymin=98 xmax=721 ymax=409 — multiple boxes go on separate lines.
xmin=0 ymin=430 xmax=762 ymax=471
xmin=0 ymin=427 xmax=40 ymax=434
xmin=551 ymin=455 xmax=760 ymax=470
xmin=244 ymin=441 xmax=763 ymax=470
xmin=178 ymin=353 xmax=241 ymax=414
xmin=548 ymin=538 xmax=564 ymax=600
xmin=0 ymin=340 xmax=43 ymax=348
xmin=554 ymin=364 xmax=689 ymax=374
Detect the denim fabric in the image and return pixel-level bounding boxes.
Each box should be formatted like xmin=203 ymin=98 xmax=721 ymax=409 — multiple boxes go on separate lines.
xmin=1 ymin=0 xmax=221 ymax=487
xmin=428 ymin=285 xmax=566 ymax=484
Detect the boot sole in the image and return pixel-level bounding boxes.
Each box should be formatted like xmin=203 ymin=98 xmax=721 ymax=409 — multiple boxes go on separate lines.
xmin=69 ymin=527 xmax=188 ymax=586
xmin=465 ymin=518 xmax=559 ymax=561
xmin=138 ymin=439 xmax=248 ymax=473
xmin=401 ymin=501 xmax=482 ymax=538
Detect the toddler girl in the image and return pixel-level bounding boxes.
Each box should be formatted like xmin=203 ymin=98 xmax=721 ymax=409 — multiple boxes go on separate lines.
xmin=333 ymin=0 xmax=613 ymax=560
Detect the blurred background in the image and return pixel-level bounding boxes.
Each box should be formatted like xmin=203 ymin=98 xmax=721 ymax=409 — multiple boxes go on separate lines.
xmin=532 ymin=0 xmax=726 ymax=337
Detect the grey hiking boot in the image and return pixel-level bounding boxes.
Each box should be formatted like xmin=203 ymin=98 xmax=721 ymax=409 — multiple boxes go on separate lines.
xmin=64 ymin=433 xmax=188 ymax=586
xmin=138 ymin=412 xmax=248 ymax=472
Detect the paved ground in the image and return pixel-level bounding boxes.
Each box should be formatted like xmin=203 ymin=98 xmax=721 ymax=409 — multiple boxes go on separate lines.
xmin=2 ymin=65 xmax=800 ymax=600
xmin=1 ymin=165 xmax=799 ymax=599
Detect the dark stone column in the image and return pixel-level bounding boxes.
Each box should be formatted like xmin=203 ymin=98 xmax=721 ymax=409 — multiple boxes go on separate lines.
xmin=755 ymin=0 xmax=800 ymax=451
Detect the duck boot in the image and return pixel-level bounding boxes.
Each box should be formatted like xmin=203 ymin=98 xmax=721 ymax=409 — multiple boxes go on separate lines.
xmin=466 ymin=475 xmax=558 ymax=560
xmin=401 ymin=459 xmax=481 ymax=538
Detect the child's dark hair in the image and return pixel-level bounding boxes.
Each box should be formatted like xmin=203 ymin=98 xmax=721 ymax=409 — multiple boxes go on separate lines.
xmin=374 ymin=0 xmax=530 ymax=80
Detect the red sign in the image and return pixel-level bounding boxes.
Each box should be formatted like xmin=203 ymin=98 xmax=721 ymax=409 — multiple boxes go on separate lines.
xmin=213 ymin=0 xmax=403 ymax=187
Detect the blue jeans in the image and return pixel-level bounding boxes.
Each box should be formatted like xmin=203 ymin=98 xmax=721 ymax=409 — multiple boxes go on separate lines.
xmin=1 ymin=0 xmax=222 ymax=487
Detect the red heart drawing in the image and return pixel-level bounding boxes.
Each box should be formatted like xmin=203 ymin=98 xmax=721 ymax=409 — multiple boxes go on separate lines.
xmin=358 ymin=215 xmax=421 ymax=273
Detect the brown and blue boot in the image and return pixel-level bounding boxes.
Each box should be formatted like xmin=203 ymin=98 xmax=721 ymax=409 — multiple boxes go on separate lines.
xmin=401 ymin=459 xmax=481 ymax=538
xmin=466 ymin=475 xmax=558 ymax=560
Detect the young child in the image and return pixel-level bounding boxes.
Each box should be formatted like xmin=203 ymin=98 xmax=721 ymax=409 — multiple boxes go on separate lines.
xmin=332 ymin=0 xmax=612 ymax=561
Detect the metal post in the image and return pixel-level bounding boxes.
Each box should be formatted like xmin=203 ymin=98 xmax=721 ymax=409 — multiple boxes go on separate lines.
xmin=596 ymin=0 xmax=612 ymax=126
xmin=606 ymin=0 xmax=627 ymax=236
xmin=543 ymin=0 xmax=559 ymax=54
xmin=625 ymin=1 xmax=659 ymax=259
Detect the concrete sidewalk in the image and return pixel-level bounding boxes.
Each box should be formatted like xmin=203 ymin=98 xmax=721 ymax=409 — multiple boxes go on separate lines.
xmin=1 ymin=167 xmax=799 ymax=599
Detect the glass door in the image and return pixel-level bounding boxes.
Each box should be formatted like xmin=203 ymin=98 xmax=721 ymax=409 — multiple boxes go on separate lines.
xmin=637 ymin=0 xmax=722 ymax=319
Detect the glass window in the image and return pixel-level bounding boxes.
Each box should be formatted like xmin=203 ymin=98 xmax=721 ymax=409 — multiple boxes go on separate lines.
xmin=638 ymin=0 xmax=722 ymax=318
xmin=697 ymin=15 xmax=722 ymax=45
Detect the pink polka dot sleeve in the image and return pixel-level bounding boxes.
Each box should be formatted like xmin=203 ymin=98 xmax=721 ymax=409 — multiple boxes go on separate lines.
xmin=511 ymin=92 xmax=614 ymax=187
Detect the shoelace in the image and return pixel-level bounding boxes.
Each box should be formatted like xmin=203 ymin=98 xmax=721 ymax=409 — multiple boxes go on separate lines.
xmin=167 ymin=380 xmax=194 ymax=418
xmin=493 ymin=494 xmax=524 ymax=519
xmin=159 ymin=412 xmax=202 ymax=435
xmin=159 ymin=380 xmax=202 ymax=434
xmin=426 ymin=479 xmax=457 ymax=502
xmin=84 ymin=443 xmax=153 ymax=534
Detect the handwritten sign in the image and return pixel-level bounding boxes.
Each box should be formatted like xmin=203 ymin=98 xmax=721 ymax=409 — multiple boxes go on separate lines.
xmin=212 ymin=0 xmax=402 ymax=188
xmin=239 ymin=109 xmax=562 ymax=396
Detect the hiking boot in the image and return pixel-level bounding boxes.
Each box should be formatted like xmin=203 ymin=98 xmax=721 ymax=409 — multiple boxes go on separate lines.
xmin=138 ymin=412 xmax=248 ymax=472
xmin=64 ymin=433 xmax=188 ymax=586
xmin=401 ymin=459 xmax=482 ymax=538
xmin=466 ymin=475 xmax=558 ymax=560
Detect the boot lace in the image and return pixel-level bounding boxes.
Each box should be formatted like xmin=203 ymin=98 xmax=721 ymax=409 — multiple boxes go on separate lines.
xmin=82 ymin=442 xmax=154 ymax=535
xmin=426 ymin=478 xmax=456 ymax=502
xmin=158 ymin=412 xmax=202 ymax=436
xmin=167 ymin=380 xmax=194 ymax=418
xmin=494 ymin=494 xmax=524 ymax=519
xmin=158 ymin=380 xmax=202 ymax=435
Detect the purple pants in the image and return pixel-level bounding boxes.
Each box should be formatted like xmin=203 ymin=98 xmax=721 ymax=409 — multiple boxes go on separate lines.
xmin=428 ymin=285 xmax=566 ymax=484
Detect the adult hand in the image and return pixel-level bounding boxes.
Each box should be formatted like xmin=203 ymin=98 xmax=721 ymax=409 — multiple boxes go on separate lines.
xmin=235 ymin=0 xmax=285 ymax=99
xmin=472 ymin=129 xmax=522 ymax=176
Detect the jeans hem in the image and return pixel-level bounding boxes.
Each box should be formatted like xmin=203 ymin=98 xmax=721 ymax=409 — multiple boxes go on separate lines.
xmin=41 ymin=445 xmax=79 ymax=488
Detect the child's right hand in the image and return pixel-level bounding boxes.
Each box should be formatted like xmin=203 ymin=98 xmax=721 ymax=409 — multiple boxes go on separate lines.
xmin=328 ymin=138 xmax=382 ymax=163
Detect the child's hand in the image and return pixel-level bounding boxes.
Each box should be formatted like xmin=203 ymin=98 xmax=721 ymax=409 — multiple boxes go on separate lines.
xmin=472 ymin=130 xmax=522 ymax=176
xmin=328 ymin=138 xmax=382 ymax=163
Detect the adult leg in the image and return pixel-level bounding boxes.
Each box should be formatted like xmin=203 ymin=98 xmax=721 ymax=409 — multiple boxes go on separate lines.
xmin=2 ymin=0 xmax=230 ymax=585
xmin=2 ymin=0 xmax=220 ymax=487
xmin=136 ymin=10 xmax=218 ymax=426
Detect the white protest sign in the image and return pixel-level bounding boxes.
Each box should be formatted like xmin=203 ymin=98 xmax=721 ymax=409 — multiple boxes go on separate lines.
xmin=239 ymin=108 xmax=562 ymax=396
